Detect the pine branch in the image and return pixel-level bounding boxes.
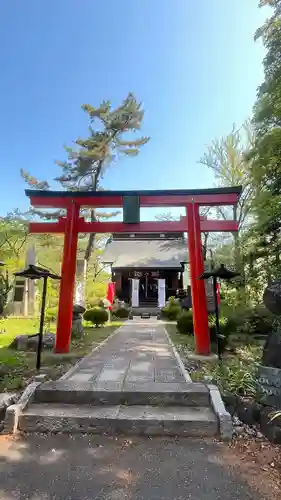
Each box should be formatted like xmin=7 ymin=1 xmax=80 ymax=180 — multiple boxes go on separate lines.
xmin=20 ymin=169 xmax=50 ymax=190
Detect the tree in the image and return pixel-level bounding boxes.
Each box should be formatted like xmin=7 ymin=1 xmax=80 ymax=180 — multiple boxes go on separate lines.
xmin=198 ymin=121 xmax=255 ymax=275
xmin=155 ymin=207 xmax=214 ymax=261
xmin=0 ymin=214 xmax=28 ymax=262
xmin=247 ymin=0 xmax=281 ymax=284
xmin=21 ymin=93 xmax=149 ymax=302
xmin=0 ymin=215 xmax=28 ymax=315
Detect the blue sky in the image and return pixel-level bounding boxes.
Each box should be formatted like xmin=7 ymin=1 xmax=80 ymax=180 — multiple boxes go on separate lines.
xmin=0 ymin=0 xmax=269 ymax=218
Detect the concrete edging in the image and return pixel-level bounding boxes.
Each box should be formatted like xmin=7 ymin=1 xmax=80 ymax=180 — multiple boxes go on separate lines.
xmin=4 ymin=380 xmax=42 ymax=434
xmin=164 ymin=326 xmax=192 ymax=383
xmin=208 ymin=384 xmax=233 ymax=440
xmin=60 ymin=323 xmax=127 ymax=381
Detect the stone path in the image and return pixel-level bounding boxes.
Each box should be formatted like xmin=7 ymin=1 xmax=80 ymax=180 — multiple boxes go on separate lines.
xmin=63 ymin=319 xmax=189 ymax=388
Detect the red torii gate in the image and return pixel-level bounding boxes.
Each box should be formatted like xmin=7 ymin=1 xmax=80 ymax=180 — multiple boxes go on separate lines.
xmin=25 ymin=187 xmax=241 ymax=356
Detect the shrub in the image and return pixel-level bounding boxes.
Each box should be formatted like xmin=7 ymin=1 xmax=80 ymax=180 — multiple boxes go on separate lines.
xmin=161 ymin=296 xmax=181 ymax=320
xmin=177 ymin=310 xmax=193 ymax=334
xmin=168 ymin=296 xmax=181 ymax=306
xmin=114 ymin=307 xmax=129 ymax=319
xmin=83 ymin=307 xmax=108 ymax=327
xmin=226 ymin=305 xmax=274 ymax=336
xmin=162 ymin=305 xmax=181 ymax=320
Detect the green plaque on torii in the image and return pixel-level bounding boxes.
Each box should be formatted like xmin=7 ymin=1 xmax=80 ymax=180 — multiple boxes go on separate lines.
xmin=123 ymin=195 xmax=140 ymax=224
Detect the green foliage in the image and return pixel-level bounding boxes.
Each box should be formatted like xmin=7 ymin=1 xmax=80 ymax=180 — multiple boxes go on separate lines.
xmin=114 ymin=307 xmax=129 ymax=319
xmin=83 ymin=307 xmax=108 ymax=327
xmin=21 ymin=94 xmax=149 ymax=263
xmin=206 ymin=360 xmax=257 ymax=396
xmin=246 ymin=1 xmax=281 ymax=285
xmin=161 ymin=296 xmax=181 ymax=320
xmin=199 ymin=121 xmax=255 ymax=231
xmin=45 ymin=306 xmax=58 ymax=322
xmin=0 ymin=269 xmax=12 ymax=315
xmin=225 ymin=305 xmax=274 ymax=336
xmin=199 ymin=122 xmax=255 ymax=292
xmin=161 ymin=305 xmax=181 ymax=321
xmin=177 ymin=310 xmax=193 ymax=334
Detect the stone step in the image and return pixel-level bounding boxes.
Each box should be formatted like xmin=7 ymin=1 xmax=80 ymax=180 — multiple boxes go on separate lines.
xmin=34 ymin=381 xmax=210 ymax=407
xmin=19 ymin=403 xmax=218 ymax=437
xmin=131 ymin=307 xmax=159 ymax=316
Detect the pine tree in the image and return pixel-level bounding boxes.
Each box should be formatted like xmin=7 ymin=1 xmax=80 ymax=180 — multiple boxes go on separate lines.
xmin=21 ymin=93 xmax=149 ymax=302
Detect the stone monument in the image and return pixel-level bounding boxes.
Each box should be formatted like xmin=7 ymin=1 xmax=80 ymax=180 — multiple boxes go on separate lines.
xmin=71 ymin=304 xmax=86 ymax=339
xmin=256 ymin=279 xmax=281 ymax=442
xmin=8 ymin=244 xmax=37 ymax=316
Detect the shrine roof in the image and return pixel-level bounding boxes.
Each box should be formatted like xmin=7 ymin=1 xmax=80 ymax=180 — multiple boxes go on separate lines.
xmin=102 ymin=236 xmax=188 ymax=269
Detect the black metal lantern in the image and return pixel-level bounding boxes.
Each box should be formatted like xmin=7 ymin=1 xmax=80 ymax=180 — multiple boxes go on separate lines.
xmin=14 ymin=265 xmax=61 ymax=370
xmin=198 ymin=264 xmax=240 ymax=360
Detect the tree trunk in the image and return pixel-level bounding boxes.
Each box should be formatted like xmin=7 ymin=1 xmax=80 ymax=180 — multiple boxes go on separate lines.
xmin=202 ymin=232 xmax=209 ymax=261
xmin=74 ymin=167 xmax=101 ymax=306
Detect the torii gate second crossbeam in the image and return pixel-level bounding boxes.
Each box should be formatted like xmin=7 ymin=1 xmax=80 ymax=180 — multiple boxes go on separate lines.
xmin=25 ymin=187 xmax=241 ymax=356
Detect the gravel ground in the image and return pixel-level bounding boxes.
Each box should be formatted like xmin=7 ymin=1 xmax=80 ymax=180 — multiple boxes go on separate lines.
xmin=0 ymin=434 xmax=265 ymax=500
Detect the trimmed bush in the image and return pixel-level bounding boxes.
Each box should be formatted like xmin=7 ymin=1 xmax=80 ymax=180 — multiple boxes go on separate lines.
xmin=161 ymin=296 xmax=181 ymax=320
xmin=177 ymin=310 xmax=193 ymax=334
xmin=114 ymin=307 xmax=129 ymax=319
xmin=161 ymin=305 xmax=181 ymax=320
xmin=83 ymin=307 xmax=108 ymax=327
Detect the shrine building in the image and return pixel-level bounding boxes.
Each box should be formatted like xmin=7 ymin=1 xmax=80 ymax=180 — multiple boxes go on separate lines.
xmin=102 ymin=232 xmax=188 ymax=309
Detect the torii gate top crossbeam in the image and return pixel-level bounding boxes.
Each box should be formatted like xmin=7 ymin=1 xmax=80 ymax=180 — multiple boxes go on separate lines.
xmin=25 ymin=186 xmax=242 ymax=208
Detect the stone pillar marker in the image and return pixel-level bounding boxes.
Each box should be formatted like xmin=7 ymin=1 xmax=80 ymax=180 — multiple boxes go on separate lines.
xmin=256 ymin=279 xmax=281 ymax=442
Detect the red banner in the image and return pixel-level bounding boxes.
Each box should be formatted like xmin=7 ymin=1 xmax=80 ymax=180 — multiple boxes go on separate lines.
xmin=106 ymin=282 xmax=115 ymax=310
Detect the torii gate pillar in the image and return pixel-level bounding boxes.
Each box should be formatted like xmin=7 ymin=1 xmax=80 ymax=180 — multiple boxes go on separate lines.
xmin=187 ymin=203 xmax=210 ymax=355
xmin=55 ymin=202 xmax=79 ymax=353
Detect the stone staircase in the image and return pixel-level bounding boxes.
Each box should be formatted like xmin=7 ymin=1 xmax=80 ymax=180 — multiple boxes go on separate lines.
xmin=131 ymin=297 xmax=159 ymax=317
xmin=13 ymin=322 xmax=228 ymax=438
xmin=18 ymin=380 xmax=218 ymax=437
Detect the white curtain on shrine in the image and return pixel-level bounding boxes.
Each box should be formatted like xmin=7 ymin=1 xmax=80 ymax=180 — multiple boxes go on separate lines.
xmin=131 ymin=279 xmax=139 ymax=307
xmin=158 ymin=279 xmax=166 ymax=308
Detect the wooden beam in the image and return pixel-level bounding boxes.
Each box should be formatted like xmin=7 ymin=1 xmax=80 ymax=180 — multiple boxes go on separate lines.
xmin=29 ymin=219 xmax=66 ymax=233
xmin=28 ymin=191 xmax=240 ymax=209
xmin=29 ymin=218 xmax=239 ymax=234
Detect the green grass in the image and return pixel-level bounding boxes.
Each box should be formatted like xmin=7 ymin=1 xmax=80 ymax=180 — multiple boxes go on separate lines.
xmin=0 ymin=317 xmax=51 ymax=347
xmin=165 ymin=323 xmax=195 ymax=353
xmin=0 ymin=317 xmax=123 ymax=392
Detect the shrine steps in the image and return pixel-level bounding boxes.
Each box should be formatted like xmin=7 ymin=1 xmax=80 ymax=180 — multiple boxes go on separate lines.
xmin=19 ymin=403 xmax=218 ymax=437
xmin=131 ymin=306 xmax=159 ymax=316
xmin=32 ymin=380 xmax=211 ymax=407
xmin=11 ymin=323 xmax=229 ymax=439
xmin=17 ymin=381 xmax=219 ymax=438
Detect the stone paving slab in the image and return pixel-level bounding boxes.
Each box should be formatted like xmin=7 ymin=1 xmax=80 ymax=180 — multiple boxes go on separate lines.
xmin=63 ymin=321 xmax=188 ymax=388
